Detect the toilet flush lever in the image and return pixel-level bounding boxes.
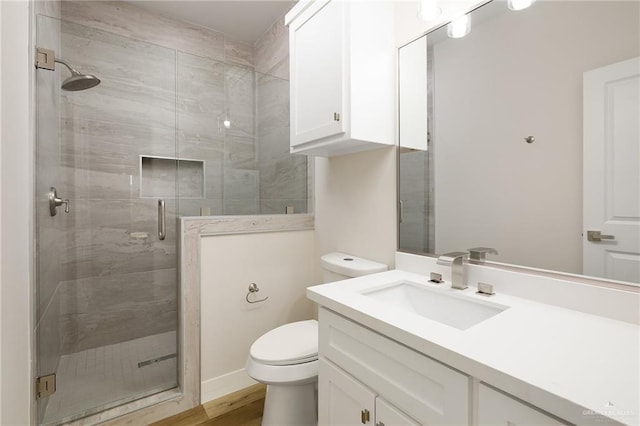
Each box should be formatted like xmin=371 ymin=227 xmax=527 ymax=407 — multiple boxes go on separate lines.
xmin=246 ymin=283 xmax=268 ymax=304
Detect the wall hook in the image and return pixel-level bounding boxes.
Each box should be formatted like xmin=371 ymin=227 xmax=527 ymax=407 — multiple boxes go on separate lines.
xmin=246 ymin=282 xmax=269 ymax=304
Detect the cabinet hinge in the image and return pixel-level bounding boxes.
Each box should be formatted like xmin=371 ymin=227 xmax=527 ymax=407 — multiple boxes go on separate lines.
xmin=334 ymin=112 xmax=341 ymax=122
xmin=36 ymin=373 xmax=56 ymax=399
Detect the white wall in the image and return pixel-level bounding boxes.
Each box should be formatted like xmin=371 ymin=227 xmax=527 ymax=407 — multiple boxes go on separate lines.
xmin=0 ymin=0 xmax=33 ymax=424
xmin=200 ymin=229 xmax=315 ymax=402
xmin=313 ymin=147 xmax=398 ymax=281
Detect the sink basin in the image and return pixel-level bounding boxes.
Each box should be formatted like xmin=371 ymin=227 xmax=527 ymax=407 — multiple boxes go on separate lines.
xmin=361 ymin=281 xmax=507 ymax=330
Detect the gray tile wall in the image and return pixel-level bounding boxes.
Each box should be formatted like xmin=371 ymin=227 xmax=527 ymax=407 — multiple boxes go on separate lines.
xmin=36 ymin=1 xmax=307 ymax=355
xmin=54 ymin=18 xmax=178 ymax=354
xmin=254 ymin=15 xmax=308 ymax=214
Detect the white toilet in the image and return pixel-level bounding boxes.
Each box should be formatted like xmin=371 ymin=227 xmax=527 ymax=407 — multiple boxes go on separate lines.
xmin=245 ymin=252 xmax=388 ymax=426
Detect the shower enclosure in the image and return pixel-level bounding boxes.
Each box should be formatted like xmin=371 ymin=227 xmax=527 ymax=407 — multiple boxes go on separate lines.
xmin=35 ymin=6 xmax=306 ymax=424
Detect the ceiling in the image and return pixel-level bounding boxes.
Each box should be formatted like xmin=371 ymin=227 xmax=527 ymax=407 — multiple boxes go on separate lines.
xmin=130 ymin=1 xmax=297 ymax=43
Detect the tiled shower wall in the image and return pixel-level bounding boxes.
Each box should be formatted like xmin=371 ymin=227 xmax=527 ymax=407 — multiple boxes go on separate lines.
xmin=36 ymin=0 xmax=302 ymax=355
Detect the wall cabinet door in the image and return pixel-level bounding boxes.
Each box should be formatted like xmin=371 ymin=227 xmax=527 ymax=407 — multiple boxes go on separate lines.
xmin=376 ymin=397 xmax=420 ymax=426
xmin=286 ymin=0 xmax=394 ymax=156
xmin=289 ymin=0 xmax=345 ymax=147
xmin=478 ymin=384 xmax=566 ymax=425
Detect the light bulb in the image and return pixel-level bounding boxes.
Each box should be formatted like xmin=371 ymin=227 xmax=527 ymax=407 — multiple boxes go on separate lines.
xmin=418 ymin=0 xmax=441 ymax=21
xmin=508 ymin=0 xmax=535 ymax=10
xmin=223 ymin=119 xmax=231 ymax=129
xmin=447 ymin=14 xmax=471 ymax=39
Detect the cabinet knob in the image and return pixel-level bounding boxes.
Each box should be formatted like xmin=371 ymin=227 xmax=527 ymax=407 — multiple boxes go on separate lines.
xmin=376 ymin=422 xmax=385 ymax=426
xmin=361 ymin=408 xmax=370 ymax=424
xmin=334 ymin=112 xmax=341 ymax=121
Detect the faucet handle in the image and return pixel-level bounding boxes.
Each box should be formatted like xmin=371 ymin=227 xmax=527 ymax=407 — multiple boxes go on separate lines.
xmin=468 ymin=247 xmax=498 ymax=264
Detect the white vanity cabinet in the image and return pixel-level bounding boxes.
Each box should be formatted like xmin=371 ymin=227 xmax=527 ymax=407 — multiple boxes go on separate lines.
xmin=318 ymin=308 xmax=470 ymax=425
xmin=478 ymin=385 xmax=566 ymax=426
xmin=285 ymin=0 xmax=395 ymax=157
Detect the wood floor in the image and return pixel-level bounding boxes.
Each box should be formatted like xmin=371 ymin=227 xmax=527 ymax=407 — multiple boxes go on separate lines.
xmin=150 ymin=384 xmax=266 ymax=426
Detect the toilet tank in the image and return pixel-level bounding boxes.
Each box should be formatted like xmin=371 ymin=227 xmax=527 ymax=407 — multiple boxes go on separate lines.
xmin=321 ymin=252 xmax=388 ymax=283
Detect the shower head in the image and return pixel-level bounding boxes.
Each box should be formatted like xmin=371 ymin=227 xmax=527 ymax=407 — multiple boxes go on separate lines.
xmin=55 ymin=59 xmax=101 ymax=91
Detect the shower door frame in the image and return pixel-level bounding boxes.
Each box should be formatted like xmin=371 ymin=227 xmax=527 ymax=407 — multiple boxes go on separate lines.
xmin=29 ymin=4 xmax=199 ymax=425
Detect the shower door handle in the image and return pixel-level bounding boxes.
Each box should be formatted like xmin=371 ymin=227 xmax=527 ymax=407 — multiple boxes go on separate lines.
xmin=48 ymin=187 xmax=69 ymax=216
xmin=158 ymin=199 xmax=166 ymax=241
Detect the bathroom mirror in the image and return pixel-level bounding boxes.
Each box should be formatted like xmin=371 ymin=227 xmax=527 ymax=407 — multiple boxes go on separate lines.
xmin=398 ymin=0 xmax=640 ymax=285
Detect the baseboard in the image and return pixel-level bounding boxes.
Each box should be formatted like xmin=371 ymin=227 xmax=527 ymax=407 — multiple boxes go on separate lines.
xmin=201 ymin=368 xmax=258 ymax=404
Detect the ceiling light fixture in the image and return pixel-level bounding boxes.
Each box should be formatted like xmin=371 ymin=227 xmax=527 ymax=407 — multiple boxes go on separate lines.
xmin=447 ymin=14 xmax=471 ymax=38
xmin=418 ymin=0 xmax=442 ymax=21
xmin=508 ymin=0 xmax=536 ymax=11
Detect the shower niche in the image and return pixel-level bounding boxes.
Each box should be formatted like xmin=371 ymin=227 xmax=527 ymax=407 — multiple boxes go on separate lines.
xmin=141 ymin=156 xmax=205 ymax=199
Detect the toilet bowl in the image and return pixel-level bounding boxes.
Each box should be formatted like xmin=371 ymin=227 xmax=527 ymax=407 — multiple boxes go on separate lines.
xmin=245 ymin=252 xmax=388 ymax=426
xmin=246 ymin=320 xmax=319 ymax=426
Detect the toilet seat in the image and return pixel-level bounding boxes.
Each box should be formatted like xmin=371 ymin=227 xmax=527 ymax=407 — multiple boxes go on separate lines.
xmin=246 ymin=357 xmax=318 ymax=385
xmin=246 ymin=320 xmax=319 ymax=385
xmin=250 ymin=320 xmax=318 ymax=366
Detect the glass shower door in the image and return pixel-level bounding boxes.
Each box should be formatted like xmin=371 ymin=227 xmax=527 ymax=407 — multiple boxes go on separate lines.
xmin=35 ymin=15 xmax=179 ymax=425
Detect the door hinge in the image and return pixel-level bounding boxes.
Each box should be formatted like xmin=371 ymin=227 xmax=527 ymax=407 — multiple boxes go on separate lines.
xmin=36 ymin=373 xmax=56 ymax=399
xmin=334 ymin=112 xmax=341 ymax=122
xmin=35 ymin=47 xmax=56 ymax=71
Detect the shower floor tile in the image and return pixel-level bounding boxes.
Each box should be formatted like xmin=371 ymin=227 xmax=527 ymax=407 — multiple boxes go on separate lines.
xmin=43 ymin=331 xmax=177 ymax=426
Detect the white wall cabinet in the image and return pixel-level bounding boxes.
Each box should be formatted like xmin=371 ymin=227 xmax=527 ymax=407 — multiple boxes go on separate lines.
xmin=398 ymin=35 xmax=428 ymax=151
xmin=478 ymin=384 xmax=566 ymax=426
xmin=318 ymin=308 xmax=470 ymax=425
xmin=286 ymin=0 xmax=395 ymax=157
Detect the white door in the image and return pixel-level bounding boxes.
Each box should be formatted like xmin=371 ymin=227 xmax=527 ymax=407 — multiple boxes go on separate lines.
xmin=318 ymin=358 xmax=376 ymax=426
xmin=583 ymin=57 xmax=640 ymax=283
xmin=289 ymin=0 xmax=346 ymax=147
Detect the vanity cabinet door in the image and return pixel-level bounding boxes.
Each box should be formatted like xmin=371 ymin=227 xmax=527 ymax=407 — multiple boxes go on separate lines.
xmin=289 ymin=0 xmax=345 ymax=148
xmin=376 ymin=397 xmax=420 ymax=426
xmin=478 ymin=384 xmax=566 ymax=425
xmin=319 ymin=358 xmax=376 ymax=425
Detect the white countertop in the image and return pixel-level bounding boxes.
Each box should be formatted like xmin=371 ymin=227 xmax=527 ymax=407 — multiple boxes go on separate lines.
xmin=308 ymin=269 xmax=640 ymax=425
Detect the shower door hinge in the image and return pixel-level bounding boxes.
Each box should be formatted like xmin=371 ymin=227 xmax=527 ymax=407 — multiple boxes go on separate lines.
xmin=35 ymin=47 xmax=56 ymax=71
xmin=36 ymin=373 xmax=56 ymax=399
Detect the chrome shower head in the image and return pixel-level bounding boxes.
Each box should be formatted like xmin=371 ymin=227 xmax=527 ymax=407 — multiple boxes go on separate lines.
xmin=55 ymin=59 xmax=101 ymax=91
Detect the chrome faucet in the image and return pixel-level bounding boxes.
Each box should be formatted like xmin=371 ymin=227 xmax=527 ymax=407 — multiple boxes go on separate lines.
xmin=436 ymin=251 xmax=468 ymax=290
xmin=468 ymin=247 xmax=498 ymax=264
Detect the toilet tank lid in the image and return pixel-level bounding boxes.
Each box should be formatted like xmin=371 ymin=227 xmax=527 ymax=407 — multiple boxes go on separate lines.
xmin=321 ymin=252 xmax=388 ymax=278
